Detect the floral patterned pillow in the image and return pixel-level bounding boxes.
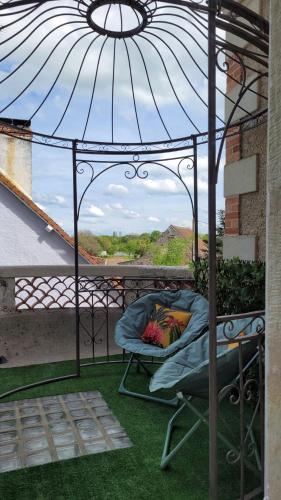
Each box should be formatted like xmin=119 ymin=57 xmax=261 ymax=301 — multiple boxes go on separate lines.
xmin=228 ymin=331 xmax=245 ymax=350
xmin=141 ymin=304 xmax=192 ymax=349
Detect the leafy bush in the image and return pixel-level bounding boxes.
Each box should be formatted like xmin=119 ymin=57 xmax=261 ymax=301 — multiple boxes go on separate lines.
xmin=193 ymin=258 xmax=265 ymax=315
xmin=78 ymin=231 xmax=102 ymax=256
xmin=151 ymin=237 xmax=191 ymax=266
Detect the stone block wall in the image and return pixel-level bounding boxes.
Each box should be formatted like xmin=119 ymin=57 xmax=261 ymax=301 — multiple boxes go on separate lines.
xmin=223 ymin=0 xmax=268 ymax=261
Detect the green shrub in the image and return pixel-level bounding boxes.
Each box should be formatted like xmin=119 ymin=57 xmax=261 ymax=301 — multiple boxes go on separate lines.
xmin=151 ymin=237 xmax=191 ymax=266
xmin=193 ymin=258 xmax=265 ymax=315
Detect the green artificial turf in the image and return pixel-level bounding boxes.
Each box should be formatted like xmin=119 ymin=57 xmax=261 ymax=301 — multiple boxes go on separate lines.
xmin=0 ymin=360 xmax=261 ymax=500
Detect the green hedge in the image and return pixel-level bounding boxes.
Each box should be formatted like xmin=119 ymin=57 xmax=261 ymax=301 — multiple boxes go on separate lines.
xmin=193 ymin=258 xmax=265 ymax=315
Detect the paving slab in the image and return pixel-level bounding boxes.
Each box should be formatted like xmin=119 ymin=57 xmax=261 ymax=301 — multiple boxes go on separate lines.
xmin=0 ymin=391 xmax=132 ymax=473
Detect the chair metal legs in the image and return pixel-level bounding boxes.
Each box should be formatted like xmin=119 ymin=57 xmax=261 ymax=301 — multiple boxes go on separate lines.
xmin=160 ymin=393 xmax=260 ymax=474
xmin=160 ymin=398 xmax=204 ymax=469
xmin=160 ymin=394 xmax=208 ymax=469
xmin=118 ymin=353 xmax=179 ymax=407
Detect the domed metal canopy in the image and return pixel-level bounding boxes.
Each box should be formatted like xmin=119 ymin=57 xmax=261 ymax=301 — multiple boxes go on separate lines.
xmin=0 ymin=0 xmax=268 ymax=149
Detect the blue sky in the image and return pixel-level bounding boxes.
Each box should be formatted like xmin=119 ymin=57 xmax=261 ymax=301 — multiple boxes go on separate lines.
xmin=0 ymin=1 xmax=226 ymax=236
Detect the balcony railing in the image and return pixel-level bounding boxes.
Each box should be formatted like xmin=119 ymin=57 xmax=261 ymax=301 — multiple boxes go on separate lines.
xmin=0 ymin=265 xmax=194 ymax=367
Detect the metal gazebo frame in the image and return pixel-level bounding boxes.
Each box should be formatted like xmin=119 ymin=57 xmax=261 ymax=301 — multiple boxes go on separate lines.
xmin=0 ymin=1 xmax=269 ymax=498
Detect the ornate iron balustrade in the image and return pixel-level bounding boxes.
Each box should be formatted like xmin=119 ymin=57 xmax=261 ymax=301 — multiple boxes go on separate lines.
xmin=216 ymin=311 xmax=265 ymax=499
xmin=0 ymin=265 xmax=193 ymax=312
xmin=15 ymin=274 xmax=194 ymax=311
xmin=0 ymin=264 xmax=194 ymax=368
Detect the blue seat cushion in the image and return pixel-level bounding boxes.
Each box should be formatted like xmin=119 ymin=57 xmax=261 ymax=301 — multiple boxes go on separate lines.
xmin=149 ymin=316 xmax=264 ymax=397
xmin=114 ymin=289 xmax=209 ymax=357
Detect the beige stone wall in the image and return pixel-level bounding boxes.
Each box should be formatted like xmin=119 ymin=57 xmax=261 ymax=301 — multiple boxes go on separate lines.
xmin=223 ymin=0 xmax=268 ymax=261
xmin=239 ymin=0 xmax=268 ymax=261
xmin=240 ymin=122 xmax=267 ymax=260
xmin=265 ymin=1 xmax=281 ymax=497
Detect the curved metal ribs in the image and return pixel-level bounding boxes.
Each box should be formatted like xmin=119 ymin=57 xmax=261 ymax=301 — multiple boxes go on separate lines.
xmin=0 ymin=0 xmax=269 ymax=145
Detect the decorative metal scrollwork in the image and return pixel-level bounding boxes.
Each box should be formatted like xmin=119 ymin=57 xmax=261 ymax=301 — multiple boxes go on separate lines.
xmin=74 ymin=154 xmax=196 ymax=223
xmin=222 ymin=314 xmax=265 ymax=341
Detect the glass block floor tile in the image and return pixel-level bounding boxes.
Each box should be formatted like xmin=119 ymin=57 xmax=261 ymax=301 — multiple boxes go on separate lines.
xmin=0 ymin=391 xmax=132 ymax=473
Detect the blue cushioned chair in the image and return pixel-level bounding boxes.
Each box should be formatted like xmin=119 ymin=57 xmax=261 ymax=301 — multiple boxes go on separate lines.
xmin=115 ymin=289 xmax=209 ymax=406
xmin=149 ymin=314 xmax=264 ymax=468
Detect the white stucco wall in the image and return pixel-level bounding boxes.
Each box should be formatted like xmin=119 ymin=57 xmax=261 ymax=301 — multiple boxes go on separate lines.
xmin=0 ymin=184 xmax=86 ymax=265
xmin=0 ymin=134 xmax=32 ymax=197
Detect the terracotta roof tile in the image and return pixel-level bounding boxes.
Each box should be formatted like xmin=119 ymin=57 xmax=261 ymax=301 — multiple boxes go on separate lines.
xmin=170 ymin=225 xmax=193 ymax=239
xmin=0 ymin=171 xmax=103 ymax=265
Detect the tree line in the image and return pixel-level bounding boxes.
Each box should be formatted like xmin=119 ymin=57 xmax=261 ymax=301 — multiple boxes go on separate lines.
xmin=78 ymin=230 xmax=194 ymax=266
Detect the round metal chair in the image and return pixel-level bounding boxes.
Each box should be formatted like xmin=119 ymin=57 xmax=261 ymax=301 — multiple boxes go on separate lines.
xmin=149 ymin=315 xmax=264 ymax=469
xmin=115 ymin=289 xmax=209 ymax=406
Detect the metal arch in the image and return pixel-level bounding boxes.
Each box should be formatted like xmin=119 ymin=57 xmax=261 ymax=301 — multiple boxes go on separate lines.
xmin=0 ymin=0 xmax=269 ymax=146
xmin=71 ymin=138 xmax=200 ymax=384
xmin=73 ymin=156 xmax=197 ymax=224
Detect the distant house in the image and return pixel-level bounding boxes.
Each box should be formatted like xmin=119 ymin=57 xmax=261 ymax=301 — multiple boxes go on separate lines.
xmin=156 ymin=225 xmax=193 ymax=245
xmin=157 ymin=225 xmax=207 ymax=260
xmin=123 ymin=225 xmax=207 ymax=266
xmin=0 ymin=172 xmax=101 ymax=266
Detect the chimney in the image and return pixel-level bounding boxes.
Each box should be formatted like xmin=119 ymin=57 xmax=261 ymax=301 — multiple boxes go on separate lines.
xmin=0 ymin=118 xmax=32 ymax=198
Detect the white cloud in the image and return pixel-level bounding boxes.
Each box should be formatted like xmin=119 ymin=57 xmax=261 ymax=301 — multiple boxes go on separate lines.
xmin=122 ymin=209 xmax=140 ymax=219
xmin=54 ymin=195 xmax=66 ymax=205
xmin=106 ymin=184 xmax=129 ymax=196
xmin=105 ymin=202 xmax=124 ymax=210
xmin=196 ymin=179 xmax=208 ymax=193
xmin=165 ymin=217 xmax=193 ymax=228
xmin=139 ymin=178 xmax=180 ymax=194
xmin=197 ymin=156 xmax=208 ymax=171
xmin=34 ymin=193 xmax=67 ymax=206
xmin=104 ymin=202 xmax=140 ymax=219
xmin=134 ymin=175 xmax=208 ymax=194
xmin=148 ymin=216 xmax=160 ymax=222
xmin=87 ymin=205 xmax=105 ymax=217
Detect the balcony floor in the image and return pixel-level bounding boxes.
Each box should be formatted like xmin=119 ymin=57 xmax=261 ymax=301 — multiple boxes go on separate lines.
xmin=0 ymin=359 xmax=259 ymax=500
